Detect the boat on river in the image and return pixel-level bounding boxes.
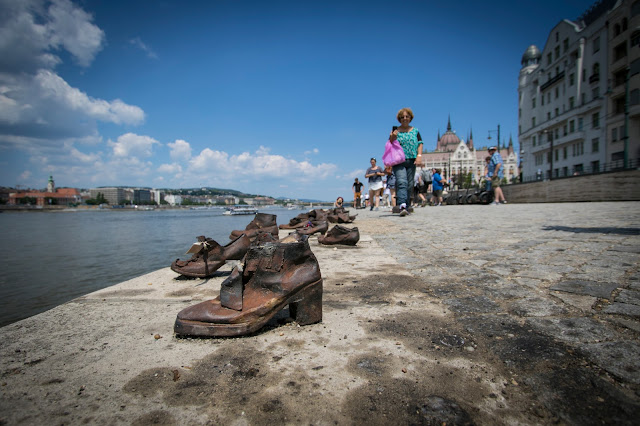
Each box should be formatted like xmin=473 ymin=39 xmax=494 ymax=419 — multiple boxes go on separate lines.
xmin=223 ymin=206 xmax=258 ymax=216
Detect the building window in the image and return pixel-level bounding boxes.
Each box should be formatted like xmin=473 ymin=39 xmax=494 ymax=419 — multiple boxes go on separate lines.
xmin=555 ymin=46 xmax=560 ymax=60
xmin=578 ymin=117 xmax=583 ymax=130
xmin=562 ymin=166 xmax=568 ymax=176
xmin=532 ymin=117 xmax=536 ymax=127
xmin=547 ymin=53 xmax=552 ymax=65
xmin=593 ymin=36 xmax=600 ymax=53
xmin=622 ymin=18 xmax=628 ymax=31
xmin=632 ymin=30 xmax=640 ymax=47
xmin=634 ymin=1 xmax=640 ymax=16
xmin=593 ymin=87 xmax=599 ymax=99
xmin=614 ymin=23 xmax=621 ymax=37
xmin=556 ymin=32 xmax=559 ymax=42
xmin=614 ymin=96 xmax=625 ymax=114
xmin=533 ymin=135 xmax=537 ymax=146
xmin=555 ymin=149 xmax=559 ymax=161
xmin=547 ymin=93 xmax=551 ymax=103
xmin=569 ymin=120 xmax=575 ymax=133
xmin=614 ymin=69 xmax=626 ymax=87
xmin=612 ymin=127 xmax=618 ymax=141
xmin=555 ymin=128 xmax=559 ymax=140
xmin=592 ymin=113 xmax=599 ymax=128
xmin=532 ymin=97 xmax=536 ymax=108
xmin=614 ymin=42 xmax=627 ymax=61
xmin=591 ymin=161 xmax=600 ymax=173
xmin=619 ymin=125 xmax=624 ymax=138
xmin=563 ymin=38 xmax=569 ymax=52
xmin=592 ymin=138 xmax=599 ymax=153
xmin=569 ymin=73 xmax=575 ymax=86
xmin=555 ymin=87 xmax=559 ymax=98
xmin=555 ymin=107 xmax=559 ymax=117
xmin=548 ymin=112 xmax=551 ymax=120
xmin=581 ymin=93 xmax=586 ymax=105
xmin=563 ymin=146 xmax=568 ymax=159
xmin=569 ymin=96 xmax=575 ymax=109
xmin=563 ymin=124 xmax=567 ymax=136
xmin=519 ymin=108 xmax=522 ymax=118
xmin=632 ymin=89 xmax=639 ymax=106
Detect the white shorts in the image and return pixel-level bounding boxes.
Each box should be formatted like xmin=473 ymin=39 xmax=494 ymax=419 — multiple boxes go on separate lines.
xmin=369 ymin=181 xmax=383 ymax=191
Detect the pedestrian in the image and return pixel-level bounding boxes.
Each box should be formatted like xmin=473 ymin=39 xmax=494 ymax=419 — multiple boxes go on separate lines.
xmin=352 ymin=178 xmax=363 ymax=209
xmin=382 ymin=179 xmax=390 ymax=207
xmin=431 ymin=168 xmax=446 ymax=206
xmin=385 ymin=166 xmax=397 ymax=207
xmin=334 ymin=196 xmax=344 ymax=208
xmin=414 ymin=167 xmax=428 ymax=207
xmin=487 ymin=146 xmax=507 ymax=205
xmin=389 ymin=107 xmax=423 ymax=216
xmin=365 ymin=157 xmax=384 ymax=211
xmin=483 ymin=156 xmax=492 ymax=192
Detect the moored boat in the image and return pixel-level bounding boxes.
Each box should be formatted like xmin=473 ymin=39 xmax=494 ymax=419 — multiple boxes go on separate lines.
xmin=223 ymin=206 xmax=258 ymax=216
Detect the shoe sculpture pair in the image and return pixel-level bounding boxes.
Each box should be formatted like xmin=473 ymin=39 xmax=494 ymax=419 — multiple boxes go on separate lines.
xmin=318 ymin=225 xmax=359 ymax=246
xmin=229 ymin=213 xmax=279 ymax=240
xmin=279 ymin=209 xmax=328 ymax=230
xmin=295 ymin=220 xmax=328 ymax=236
xmin=174 ymin=234 xmax=323 ymax=337
xmin=171 ymin=234 xmax=251 ymax=278
xmin=326 ymin=207 xmax=356 ymax=224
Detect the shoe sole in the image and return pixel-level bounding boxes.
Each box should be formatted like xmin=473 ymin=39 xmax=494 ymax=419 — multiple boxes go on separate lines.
xmin=174 ymin=279 xmax=323 ymax=337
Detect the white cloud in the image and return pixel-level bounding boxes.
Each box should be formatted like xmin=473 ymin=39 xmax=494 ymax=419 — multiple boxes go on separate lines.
xmin=0 ymin=0 xmax=104 ymax=73
xmin=185 ymin=146 xmax=337 ymax=182
xmin=35 ymin=70 xmax=145 ymax=125
xmin=18 ymin=170 xmax=32 ymax=181
xmin=304 ymin=148 xmax=319 ymax=155
xmin=108 ymin=133 xmax=159 ymax=158
xmin=47 ymin=0 xmax=105 ymax=67
xmin=167 ymin=139 xmax=192 ymax=162
xmin=129 ymin=37 xmax=157 ymax=59
xmin=0 ymin=0 xmax=144 ymax=152
xmin=158 ymin=163 xmax=182 ymax=174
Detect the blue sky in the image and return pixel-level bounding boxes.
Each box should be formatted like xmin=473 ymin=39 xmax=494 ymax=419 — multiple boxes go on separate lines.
xmin=0 ymin=0 xmax=595 ymax=200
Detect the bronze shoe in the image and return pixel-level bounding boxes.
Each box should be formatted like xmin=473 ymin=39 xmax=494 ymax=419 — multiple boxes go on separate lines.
xmin=229 ymin=213 xmax=279 ymax=240
xmin=171 ymin=234 xmax=251 ymax=278
xmin=317 ymin=225 xmax=360 ymax=246
xmin=295 ymin=220 xmax=328 ymax=236
xmin=327 ymin=212 xmax=355 ymax=223
xmin=174 ymin=234 xmax=323 ymax=337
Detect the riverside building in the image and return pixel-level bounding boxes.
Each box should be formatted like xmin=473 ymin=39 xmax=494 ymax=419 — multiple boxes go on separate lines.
xmin=518 ymin=0 xmax=639 ymax=181
xmin=421 ymin=117 xmax=518 ymax=184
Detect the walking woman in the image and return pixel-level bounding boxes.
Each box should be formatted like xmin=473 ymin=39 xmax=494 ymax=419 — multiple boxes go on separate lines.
xmin=389 ymin=107 xmax=423 ymax=216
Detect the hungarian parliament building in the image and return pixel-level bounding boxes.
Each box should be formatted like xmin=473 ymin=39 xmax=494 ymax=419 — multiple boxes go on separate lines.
xmin=421 ymin=118 xmax=519 ymax=184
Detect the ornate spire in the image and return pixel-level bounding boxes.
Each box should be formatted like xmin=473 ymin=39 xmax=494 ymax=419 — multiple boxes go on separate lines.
xmin=447 ymin=115 xmax=451 ymax=132
xmin=467 ymin=127 xmax=474 ymax=150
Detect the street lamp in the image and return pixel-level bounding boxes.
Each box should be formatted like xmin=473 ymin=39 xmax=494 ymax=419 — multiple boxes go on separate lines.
xmin=487 ymin=124 xmax=501 ymax=149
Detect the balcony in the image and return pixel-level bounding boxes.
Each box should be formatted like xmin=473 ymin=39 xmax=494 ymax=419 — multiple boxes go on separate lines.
xmin=589 ymin=73 xmax=600 ymax=84
xmin=540 ymin=71 xmax=565 ymax=91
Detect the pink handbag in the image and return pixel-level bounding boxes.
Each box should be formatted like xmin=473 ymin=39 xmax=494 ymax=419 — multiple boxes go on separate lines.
xmin=382 ymin=139 xmax=405 ymax=167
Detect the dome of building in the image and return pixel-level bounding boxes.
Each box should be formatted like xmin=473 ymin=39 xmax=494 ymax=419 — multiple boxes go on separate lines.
xmin=521 ymin=45 xmax=541 ymax=67
xmin=436 ymin=117 xmax=461 ymax=152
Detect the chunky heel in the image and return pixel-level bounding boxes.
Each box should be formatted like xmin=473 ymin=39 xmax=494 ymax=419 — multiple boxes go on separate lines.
xmin=289 ymin=280 xmax=323 ymax=325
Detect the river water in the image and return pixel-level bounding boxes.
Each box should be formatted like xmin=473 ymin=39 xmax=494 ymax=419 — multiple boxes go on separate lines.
xmin=0 ymin=207 xmax=304 ymax=327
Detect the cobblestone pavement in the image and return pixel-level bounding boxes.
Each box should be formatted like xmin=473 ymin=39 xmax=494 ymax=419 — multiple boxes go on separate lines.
xmin=355 ymin=201 xmax=640 ymax=423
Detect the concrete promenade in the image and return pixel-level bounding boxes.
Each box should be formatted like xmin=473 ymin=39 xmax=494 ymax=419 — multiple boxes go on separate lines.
xmin=1 ymin=202 xmax=639 ymax=425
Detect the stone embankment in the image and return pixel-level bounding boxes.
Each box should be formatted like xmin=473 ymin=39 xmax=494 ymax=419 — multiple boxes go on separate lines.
xmin=1 ymin=202 xmax=639 ymax=424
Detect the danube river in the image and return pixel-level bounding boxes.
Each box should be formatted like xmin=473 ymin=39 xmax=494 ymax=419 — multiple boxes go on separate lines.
xmin=0 ymin=207 xmax=305 ymax=327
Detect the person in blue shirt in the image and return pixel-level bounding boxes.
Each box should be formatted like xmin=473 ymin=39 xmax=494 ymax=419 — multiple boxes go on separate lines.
xmin=431 ymin=168 xmax=446 ymax=206
xmin=487 ymin=146 xmax=507 ymax=205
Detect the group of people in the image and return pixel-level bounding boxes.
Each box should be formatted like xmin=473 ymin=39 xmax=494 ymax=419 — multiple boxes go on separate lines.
xmin=350 ymin=107 xmax=507 ymax=212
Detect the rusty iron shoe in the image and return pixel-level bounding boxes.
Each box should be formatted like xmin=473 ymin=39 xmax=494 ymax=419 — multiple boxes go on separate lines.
xmin=317 ymin=225 xmax=360 ymax=246
xmin=295 ymin=220 xmax=328 ymax=236
xmin=171 ymin=234 xmax=251 ymax=278
xmin=229 ymin=213 xmax=279 ymax=240
xmin=174 ymin=234 xmax=323 ymax=337
xmin=327 ymin=212 xmax=356 ymax=223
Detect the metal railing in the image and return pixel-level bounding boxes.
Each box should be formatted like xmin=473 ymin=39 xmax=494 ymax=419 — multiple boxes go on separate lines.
xmin=521 ymin=159 xmax=638 ymax=183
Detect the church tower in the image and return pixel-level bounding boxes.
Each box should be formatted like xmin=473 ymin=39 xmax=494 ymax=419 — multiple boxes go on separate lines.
xmin=47 ymin=175 xmax=55 ymax=193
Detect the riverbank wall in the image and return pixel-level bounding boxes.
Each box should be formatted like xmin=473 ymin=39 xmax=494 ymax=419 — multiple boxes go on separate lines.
xmin=1 ymin=203 xmax=639 ymax=424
